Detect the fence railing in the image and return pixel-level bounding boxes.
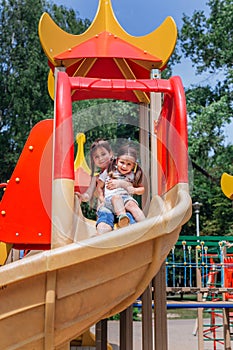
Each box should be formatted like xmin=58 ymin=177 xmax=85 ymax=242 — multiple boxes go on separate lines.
xmin=166 ymin=235 xmax=233 ymax=293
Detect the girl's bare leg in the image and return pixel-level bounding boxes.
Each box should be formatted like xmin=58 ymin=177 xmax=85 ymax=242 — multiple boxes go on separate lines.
xmin=125 ymin=200 xmax=145 ymax=222
xmin=111 ymin=195 xmax=129 ymax=227
xmin=111 ymin=195 xmax=125 ymax=215
xmin=96 ymin=222 xmax=112 ymax=234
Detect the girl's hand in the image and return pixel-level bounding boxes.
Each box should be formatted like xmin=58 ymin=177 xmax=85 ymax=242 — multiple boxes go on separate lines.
xmin=106 ymin=179 xmax=131 ymax=190
xmin=106 ymin=179 xmax=118 ymax=189
xmin=76 ymin=192 xmax=90 ymax=202
xmin=127 ymin=186 xmax=135 ymax=195
xmin=97 ymin=198 xmax=105 ymax=210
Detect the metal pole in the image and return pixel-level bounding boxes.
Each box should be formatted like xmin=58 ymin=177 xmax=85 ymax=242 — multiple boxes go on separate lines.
xmin=192 ymin=202 xmax=202 ymax=239
xmin=150 ymin=69 xmax=161 ymax=196
xmin=196 ymin=210 xmax=200 ymax=237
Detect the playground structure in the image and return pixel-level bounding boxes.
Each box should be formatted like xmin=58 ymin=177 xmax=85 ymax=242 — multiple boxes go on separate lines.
xmin=166 ymin=236 xmax=233 ymax=350
xmin=0 ymin=0 xmax=194 ymax=349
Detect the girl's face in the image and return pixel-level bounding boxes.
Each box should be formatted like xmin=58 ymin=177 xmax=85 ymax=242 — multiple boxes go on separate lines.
xmin=92 ymin=146 xmax=112 ymax=170
xmin=116 ymin=155 xmax=135 ymax=175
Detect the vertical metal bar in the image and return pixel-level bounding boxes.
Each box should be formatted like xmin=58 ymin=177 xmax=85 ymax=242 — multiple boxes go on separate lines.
xmin=96 ymin=319 xmax=107 ymax=350
xmin=150 ymin=69 xmax=161 ymax=197
xmin=204 ymin=246 xmax=208 ymax=286
xmin=183 ymin=241 xmax=187 ymax=287
xmin=172 ymin=246 xmax=176 ymax=287
xmin=223 ymin=307 xmax=231 ymax=350
xmin=222 ymin=246 xmax=231 ymax=350
xmin=120 ymin=306 xmax=133 ymax=350
xmin=139 ymin=103 xmax=150 ymax=215
xmin=188 ymin=245 xmax=192 ymax=287
xmin=142 ymin=283 xmax=153 ymax=350
xmin=196 ymin=246 xmax=204 ymax=350
xmin=220 ymin=244 xmax=225 ymax=287
xmin=153 ymin=263 xmax=168 ymax=350
xmin=150 ymin=69 xmax=167 ymax=350
xmin=201 ymin=243 xmax=205 ymax=286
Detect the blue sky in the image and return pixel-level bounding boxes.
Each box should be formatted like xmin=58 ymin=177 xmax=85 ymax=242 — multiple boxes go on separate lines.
xmin=54 ymin=0 xmax=208 ymax=87
xmin=53 ymin=0 xmax=232 ymax=143
xmin=54 ymin=0 xmax=207 ymax=36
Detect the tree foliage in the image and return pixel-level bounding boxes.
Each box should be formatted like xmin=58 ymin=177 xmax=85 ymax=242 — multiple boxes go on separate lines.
xmin=179 ymin=0 xmax=233 ymax=236
xmin=185 ymin=85 xmax=233 ymax=235
xmin=180 ymin=0 xmax=233 ymax=79
xmin=73 ymin=100 xmax=140 ymax=153
xmin=0 ymin=0 xmax=90 ymax=182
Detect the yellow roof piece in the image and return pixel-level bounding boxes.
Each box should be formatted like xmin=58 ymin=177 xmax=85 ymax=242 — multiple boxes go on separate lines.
xmin=221 ymin=172 xmax=233 ymax=200
xmin=38 ymin=0 xmax=177 ymax=70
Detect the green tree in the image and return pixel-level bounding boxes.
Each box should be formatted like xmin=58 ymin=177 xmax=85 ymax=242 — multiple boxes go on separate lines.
xmin=73 ymin=99 xmax=140 ymax=152
xmin=178 ymin=0 xmax=233 ymax=236
xmin=0 ymin=0 xmax=90 ymax=183
xmin=180 ymin=0 xmax=233 ymax=81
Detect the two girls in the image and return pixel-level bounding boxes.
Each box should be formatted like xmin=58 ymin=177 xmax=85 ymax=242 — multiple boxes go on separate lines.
xmin=78 ymin=139 xmax=145 ymax=233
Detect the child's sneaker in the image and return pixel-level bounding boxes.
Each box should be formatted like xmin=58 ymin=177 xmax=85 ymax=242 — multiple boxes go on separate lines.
xmin=117 ymin=214 xmax=130 ymax=228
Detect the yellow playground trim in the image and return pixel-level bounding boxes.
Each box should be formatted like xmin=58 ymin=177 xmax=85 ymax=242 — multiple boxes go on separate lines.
xmin=221 ymin=172 xmax=233 ymax=200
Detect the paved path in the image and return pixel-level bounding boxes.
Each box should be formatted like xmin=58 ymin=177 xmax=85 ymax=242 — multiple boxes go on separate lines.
xmin=107 ymin=320 xmax=199 ymax=350
xmin=77 ymin=318 xmax=232 ymax=350
xmin=107 ymin=318 xmax=232 ymax=350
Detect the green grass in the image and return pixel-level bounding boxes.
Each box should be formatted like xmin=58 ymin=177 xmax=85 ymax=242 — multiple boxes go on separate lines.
xmin=108 ymin=307 xmax=141 ymax=321
xmin=166 ymin=294 xmax=215 ymax=319
xmin=167 ymin=308 xmax=210 ymax=319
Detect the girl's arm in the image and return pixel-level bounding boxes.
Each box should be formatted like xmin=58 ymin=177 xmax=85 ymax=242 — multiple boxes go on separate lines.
xmin=106 ymin=178 xmax=131 ymax=190
xmin=106 ymin=179 xmax=144 ymax=195
xmin=127 ymin=184 xmax=145 ymax=196
xmin=96 ymin=179 xmax=105 ymax=204
xmin=76 ymin=176 xmax=97 ymax=202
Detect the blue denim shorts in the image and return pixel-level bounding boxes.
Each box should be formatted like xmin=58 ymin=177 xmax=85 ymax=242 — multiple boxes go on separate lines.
xmin=96 ymin=206 xmax=115 ymax=228
xmin=96 ymin=206 xmax=136 ymax=227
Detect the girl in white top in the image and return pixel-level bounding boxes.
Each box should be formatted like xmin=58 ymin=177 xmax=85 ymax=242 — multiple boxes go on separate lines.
xmin=97 ymin=145 xmax=145 ymax=228
xmin=77 ymin=139 xmax=136 ymax=233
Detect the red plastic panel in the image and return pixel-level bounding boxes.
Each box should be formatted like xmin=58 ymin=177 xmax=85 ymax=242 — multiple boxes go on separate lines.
xmin=55 ymin=72 xmax=74 ymax=180
xmin=0 ymin=120 xmax=53 ymax=248
xmin=55 ymin=31 xmax=162 ymax=63
xmin=74 ymin=168 xmax=91 ymax=194
xmin=157 ymin=76 xmax=188 ymax=195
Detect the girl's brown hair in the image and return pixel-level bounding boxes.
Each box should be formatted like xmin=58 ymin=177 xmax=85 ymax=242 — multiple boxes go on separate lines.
xmin=108 ymin=145 xmax=143 ymax=186
xmin=90 ymin=139 xmax=112 ymax=176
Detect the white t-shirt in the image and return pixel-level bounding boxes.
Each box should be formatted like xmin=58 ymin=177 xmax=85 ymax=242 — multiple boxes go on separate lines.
xmin=99 ymin=169 xmax=134 ymax=198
